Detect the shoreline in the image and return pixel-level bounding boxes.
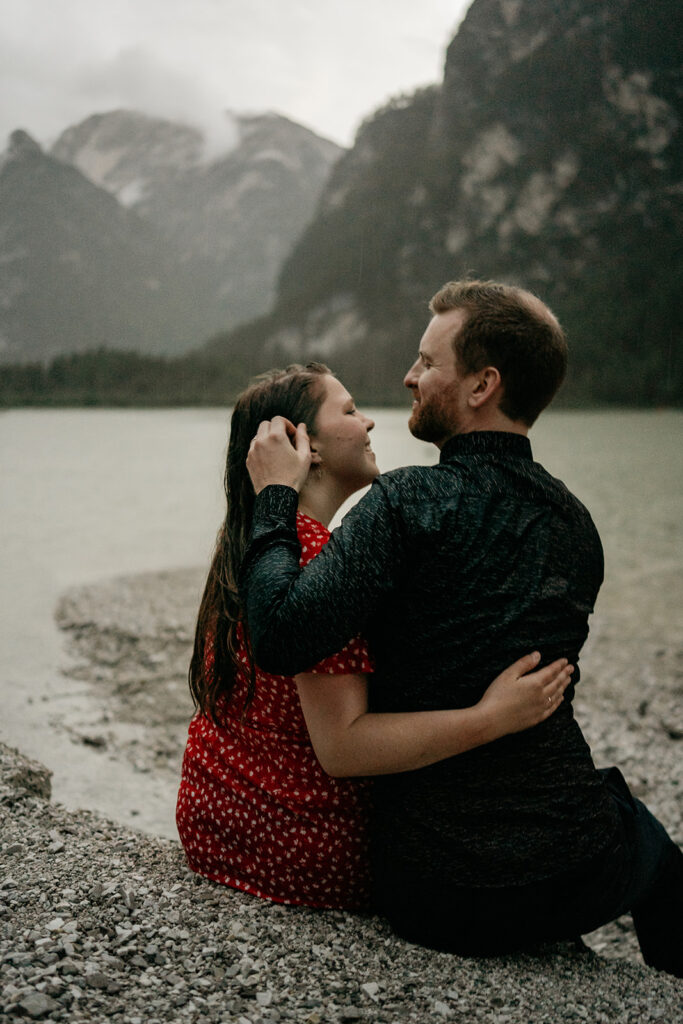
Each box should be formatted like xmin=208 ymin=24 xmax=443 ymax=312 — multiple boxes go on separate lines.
xmin=2 ymin=743 xmax=682 ymax=1022
xmin=55 ymin=567 xmax=203 ymax=793
xmin=53 ymin=565 xmax=683 ymax=851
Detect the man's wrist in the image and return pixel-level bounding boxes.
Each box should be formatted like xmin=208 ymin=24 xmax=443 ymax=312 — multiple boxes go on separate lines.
xmin=253 ymin=479 xmax=302 ymax=496
xmin=252 ymin=484 xmax=299 ymax=522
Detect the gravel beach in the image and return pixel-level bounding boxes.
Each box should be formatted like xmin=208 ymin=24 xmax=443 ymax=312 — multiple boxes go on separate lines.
xmin=2 ymin=743 xmax=682 ymax=1024
xmin=1 ymin=565 xmax=681 ymax=1022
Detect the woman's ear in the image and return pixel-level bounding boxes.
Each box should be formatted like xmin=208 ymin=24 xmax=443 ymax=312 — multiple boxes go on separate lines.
xmin=309 ymin=445 xmax=322 ymax=466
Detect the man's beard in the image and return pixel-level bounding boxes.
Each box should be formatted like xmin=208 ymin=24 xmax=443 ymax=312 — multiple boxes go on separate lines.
xmin=408 ymin=388 xmax=460 ymax=445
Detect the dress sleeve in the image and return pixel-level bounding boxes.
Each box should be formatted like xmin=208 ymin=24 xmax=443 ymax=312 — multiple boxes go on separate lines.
xmin=307 ymin=635 xmax=374 ymax=676
xmin=239 ymin=479 xmax=401 ymax=676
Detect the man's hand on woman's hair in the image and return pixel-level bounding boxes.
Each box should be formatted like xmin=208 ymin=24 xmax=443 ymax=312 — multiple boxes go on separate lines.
xmin=247 ymin=416 xmax=312 ymax=494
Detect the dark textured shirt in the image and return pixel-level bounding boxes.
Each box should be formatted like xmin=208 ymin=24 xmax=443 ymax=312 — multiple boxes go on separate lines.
xmin=241 ymin=430 xmax=620 ymax=887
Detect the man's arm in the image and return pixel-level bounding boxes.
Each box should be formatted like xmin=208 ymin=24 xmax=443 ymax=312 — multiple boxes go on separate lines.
xmin=240 ymin=479 xmax=401 ymax=675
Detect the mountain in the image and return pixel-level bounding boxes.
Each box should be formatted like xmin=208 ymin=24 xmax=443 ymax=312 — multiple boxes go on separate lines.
xmin=51 ymin=110 xmax=216 ymax=204
xmin=0 ymin=130 xmax=217 ymax=362
xmin=52 ymin=111 xmax=342 ymax=336
xmin=207 ymin=0 xmax=683 ymax=406
xmin=0 ymin=112 xmax=341 ymax=363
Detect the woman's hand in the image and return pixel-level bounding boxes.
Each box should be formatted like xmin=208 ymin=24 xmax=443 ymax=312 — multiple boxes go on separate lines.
xmin=246 ymin=416 xmax=312 ymax=494
xmin=297 ymin=653 xmax=573 ymax=779
xmin=297 ymin=653 xmax=573 ymax=778
xmin=477 ymin=651 xmax=574 ymax=738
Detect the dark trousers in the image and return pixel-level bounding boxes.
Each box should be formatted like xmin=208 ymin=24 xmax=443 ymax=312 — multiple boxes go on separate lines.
xmin=376 ymin=769 xmax=683 ymax=978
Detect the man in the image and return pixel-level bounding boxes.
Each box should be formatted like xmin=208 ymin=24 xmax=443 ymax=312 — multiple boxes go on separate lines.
xmin=241 ymin=280 xmax=683 ymax=976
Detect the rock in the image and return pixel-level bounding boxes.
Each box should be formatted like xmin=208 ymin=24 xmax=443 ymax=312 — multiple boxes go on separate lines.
xmin=85 ymin=970 xmax=111 ymax=989
xmin=18 ymin=991 xmax=59 ymax=1018
xmin=58 ymin=958 xmax=80 ymax=975
xmin=80 ymin=734 xmax=108 ymax=749
xmin=0 ymin=746 xmax=52 ymax=801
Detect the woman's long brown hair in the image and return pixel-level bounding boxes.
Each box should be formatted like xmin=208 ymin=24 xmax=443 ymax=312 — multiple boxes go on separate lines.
xmin=189 ymin=363 xmax=331 ymax=721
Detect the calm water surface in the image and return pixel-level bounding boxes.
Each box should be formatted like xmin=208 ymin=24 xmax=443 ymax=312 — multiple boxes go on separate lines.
xmin=1 ymin=408 xmax=681 ymax=835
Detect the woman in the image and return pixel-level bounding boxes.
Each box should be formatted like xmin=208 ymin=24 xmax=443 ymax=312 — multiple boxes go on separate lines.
xmin=176 ymin=363 xmax=571 ymax=910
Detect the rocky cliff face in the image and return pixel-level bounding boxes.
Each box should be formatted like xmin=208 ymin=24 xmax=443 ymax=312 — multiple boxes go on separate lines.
xmin=1 ymin=112 xmax=341 ymax=362
xmin=51 ymin=110 xmax=211 ymax=206
xmin=213 ymin=0 xmax=682 ymax=405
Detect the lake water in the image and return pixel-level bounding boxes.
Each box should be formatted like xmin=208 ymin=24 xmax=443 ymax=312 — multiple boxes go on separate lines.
xmin=1 ymin=408 xmax=681 ymax=836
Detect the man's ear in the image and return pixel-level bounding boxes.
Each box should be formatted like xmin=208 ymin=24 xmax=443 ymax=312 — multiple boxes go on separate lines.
xmin=468 ymin=367 xmax=502 ymax=409
xmin=309 ymin=445 xmax=322 ymax=466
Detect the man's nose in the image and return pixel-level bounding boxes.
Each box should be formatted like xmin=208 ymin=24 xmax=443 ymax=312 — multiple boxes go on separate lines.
xmin=363 ymin=415 xmax=375 ymax=432
xmin=404 ymin=360 xmax=419 ymax=389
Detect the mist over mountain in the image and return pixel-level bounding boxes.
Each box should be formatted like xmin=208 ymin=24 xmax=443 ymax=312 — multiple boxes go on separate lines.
xmin=207 ymin=0 xmax=682 ymax=406
xmin=0 ymin=112 xmax=342 ymax=363
xmin=52 ymin=111 xmax=342 ymax=334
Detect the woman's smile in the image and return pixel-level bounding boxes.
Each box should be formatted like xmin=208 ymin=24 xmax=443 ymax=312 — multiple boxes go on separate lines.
xmin=309 ymin=376 xmax=380 ymax=494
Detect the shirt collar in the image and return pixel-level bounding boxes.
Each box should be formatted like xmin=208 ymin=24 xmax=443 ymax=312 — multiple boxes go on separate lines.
xmin=439 ymin=431 xmax=533 ymax=463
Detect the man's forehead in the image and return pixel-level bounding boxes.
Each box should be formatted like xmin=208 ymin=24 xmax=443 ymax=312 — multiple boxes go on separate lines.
xmin=421 ymin=311 xmax=464 ymax=359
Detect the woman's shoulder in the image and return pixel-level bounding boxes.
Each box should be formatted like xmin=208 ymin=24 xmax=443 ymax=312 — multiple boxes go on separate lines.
xmin=296 ymin=510 xmax=330 ymax=566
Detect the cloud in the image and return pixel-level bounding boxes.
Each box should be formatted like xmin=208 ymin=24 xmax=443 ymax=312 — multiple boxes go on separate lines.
xmin=74 ymin=47 xmax=239 ymax=159
xmin=0 ymin=0 xmax=469 ymax=150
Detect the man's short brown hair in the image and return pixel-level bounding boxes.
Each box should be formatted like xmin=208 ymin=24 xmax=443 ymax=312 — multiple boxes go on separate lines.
xmin=429 ymin=280 xmax=568 ymax=426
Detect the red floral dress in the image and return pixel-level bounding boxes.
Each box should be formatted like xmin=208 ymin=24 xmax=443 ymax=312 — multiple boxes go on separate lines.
xmin=176 ymin=512 xmax=372 ymax=910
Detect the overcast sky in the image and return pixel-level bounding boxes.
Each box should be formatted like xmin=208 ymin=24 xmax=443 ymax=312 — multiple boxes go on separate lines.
xmin=0 ymin=0 xmax=471 ymax=152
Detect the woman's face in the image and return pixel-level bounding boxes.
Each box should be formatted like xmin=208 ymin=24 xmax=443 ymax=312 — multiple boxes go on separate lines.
xmin=311 ymin=375 xmax=379 ymax=494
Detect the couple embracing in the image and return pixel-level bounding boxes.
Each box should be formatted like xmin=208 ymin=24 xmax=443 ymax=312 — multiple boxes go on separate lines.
xmin=177 ymin=280 xmax=683 ymax=977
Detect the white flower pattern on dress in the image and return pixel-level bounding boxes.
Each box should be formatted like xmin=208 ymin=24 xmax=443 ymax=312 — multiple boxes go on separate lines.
xmin=176 ymin=512 xmax=372 ymax=909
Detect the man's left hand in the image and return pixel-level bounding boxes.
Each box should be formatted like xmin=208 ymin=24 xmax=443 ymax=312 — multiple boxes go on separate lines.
xmin=247 ymin=417 xmax=312 ymax=494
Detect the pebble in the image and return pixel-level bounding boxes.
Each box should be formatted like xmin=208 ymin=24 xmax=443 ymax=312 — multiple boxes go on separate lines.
xmin=84 ymin=970 xmax=112 ymax=989
xmin=361 ymin=981 xmax=380 ymax=1000
xmin=18 ymin=992 xmax=59 ymax=1018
